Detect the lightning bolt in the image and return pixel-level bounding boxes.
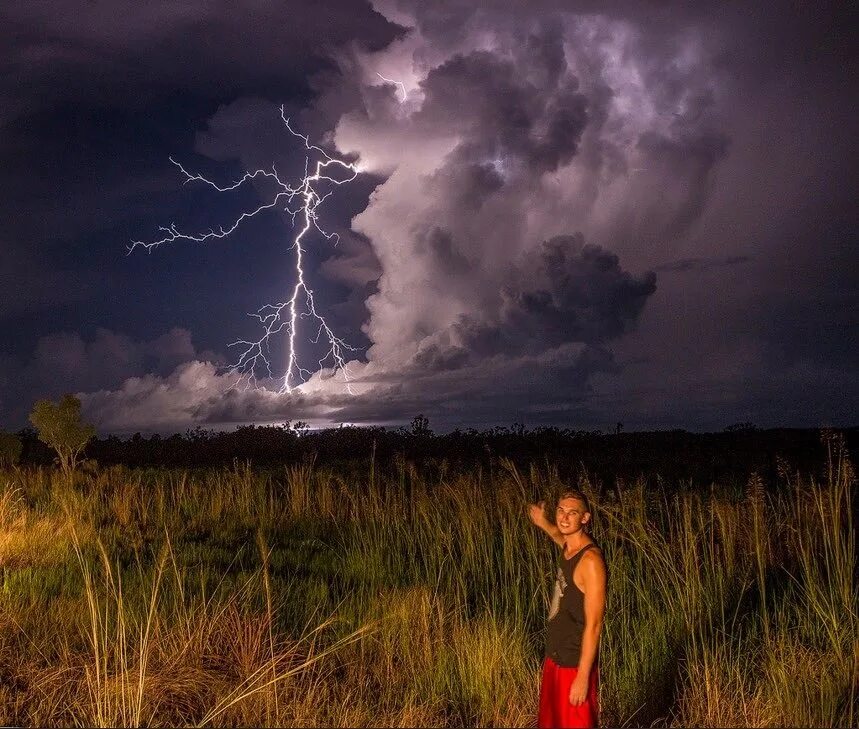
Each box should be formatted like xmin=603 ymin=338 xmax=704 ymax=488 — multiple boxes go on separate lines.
xmin=129 ymin=106 xmax=359 ymax=394
xmin=376 ymin=72 xmax=408 ymax=103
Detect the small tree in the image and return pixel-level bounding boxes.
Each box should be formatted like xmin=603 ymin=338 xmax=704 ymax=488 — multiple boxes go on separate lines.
xmin=29 ymin=395 xmax=95 ymax=475
xmin=0 ymin=432 xmax=22 ymax=467
xmin=410 ymin=414 xmax=432 ymax=437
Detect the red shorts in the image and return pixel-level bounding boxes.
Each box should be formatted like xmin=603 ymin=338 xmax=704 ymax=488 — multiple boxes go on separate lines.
xmin=538 ymin=656 xmax=599 ymax=729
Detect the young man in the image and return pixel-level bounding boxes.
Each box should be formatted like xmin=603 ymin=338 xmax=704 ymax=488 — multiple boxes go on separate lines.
xmin=528 ymin=491 xmax=606 ymax=729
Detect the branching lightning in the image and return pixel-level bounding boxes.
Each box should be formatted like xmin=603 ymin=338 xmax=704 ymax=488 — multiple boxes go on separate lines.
xmin=130 ymin=106 xmax=359 ymax=393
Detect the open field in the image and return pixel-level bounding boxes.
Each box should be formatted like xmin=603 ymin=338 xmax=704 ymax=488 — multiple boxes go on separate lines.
xmin=0 ymin=432 xmax=855 ymax=726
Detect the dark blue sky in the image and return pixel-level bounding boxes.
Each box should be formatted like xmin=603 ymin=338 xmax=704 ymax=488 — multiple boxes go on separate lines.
xmin=1 ymin=1 xmax=855 ymax=432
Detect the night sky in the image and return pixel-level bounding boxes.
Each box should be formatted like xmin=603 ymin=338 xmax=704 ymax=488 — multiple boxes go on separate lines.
xmin=1 ymin=1 xmax=855 ymax=433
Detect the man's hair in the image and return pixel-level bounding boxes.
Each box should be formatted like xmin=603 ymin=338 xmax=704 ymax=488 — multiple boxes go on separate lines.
xmin=557 ymin=488 xmax=592 ymax=515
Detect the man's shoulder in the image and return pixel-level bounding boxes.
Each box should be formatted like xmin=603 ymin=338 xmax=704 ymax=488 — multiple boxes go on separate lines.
xmin=572 ymin=544 xmax=607 ymax=590
xmin=580 ymin=544 xmax=606 ymax=568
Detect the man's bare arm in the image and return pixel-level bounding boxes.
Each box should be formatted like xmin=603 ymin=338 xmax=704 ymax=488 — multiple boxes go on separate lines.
xmin=527 ymin=501 xmax=565 ymax=547
xmin=569 ymin=550 xmax=607 ymax=705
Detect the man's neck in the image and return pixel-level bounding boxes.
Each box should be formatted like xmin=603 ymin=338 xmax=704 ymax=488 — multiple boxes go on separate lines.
xmin=563 ymin=531 xmax=590 ymax=553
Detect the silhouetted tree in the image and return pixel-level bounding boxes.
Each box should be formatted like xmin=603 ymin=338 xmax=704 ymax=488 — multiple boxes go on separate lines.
xmin=29 ymin=395 xmax=95 ymax=476
xmin=410 ymin=414 xmax=432 ymax=437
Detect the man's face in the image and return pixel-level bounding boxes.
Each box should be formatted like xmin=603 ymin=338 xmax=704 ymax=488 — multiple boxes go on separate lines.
xmin=555 ymin=497 xmax=590 ymax=535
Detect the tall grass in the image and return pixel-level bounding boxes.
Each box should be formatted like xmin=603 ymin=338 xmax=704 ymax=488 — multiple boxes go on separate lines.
xmin=0 ymin=436 xmax=854 ymax=726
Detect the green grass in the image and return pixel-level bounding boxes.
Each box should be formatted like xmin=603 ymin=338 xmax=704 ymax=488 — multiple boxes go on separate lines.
xmin=0 ymin=434 xmax=855 ymax=726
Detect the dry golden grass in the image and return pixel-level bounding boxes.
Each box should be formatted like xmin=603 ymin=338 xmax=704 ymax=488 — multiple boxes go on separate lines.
xmin=0 ymin=437 xmax=854 ymax=727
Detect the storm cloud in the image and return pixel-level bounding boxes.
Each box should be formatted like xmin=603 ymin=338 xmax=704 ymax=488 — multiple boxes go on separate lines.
xmin=2 ymin=1 xmax=855 ymax=431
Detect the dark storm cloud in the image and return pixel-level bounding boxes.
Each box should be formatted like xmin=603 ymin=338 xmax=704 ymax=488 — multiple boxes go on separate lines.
xmin=414 ymin=235 xmax=656 ymax=370
xmin=393 ymin=0 xmax=853 ymax=76
xmin=5 ymin=0 xmax=856 ymax=432
xmin=321 ymin=343 xmax=619 ymax=428
xmin=416 ymin=40 xmax=589 ymax=175
xmin=484 ymin=236 xmax=656 ymax=352
xmin=0 ymin=1 xmax=400 ymax=120
xmin=329 ymin=13 xmax=690 ymax=430
xmin=334 ymin=0 xmax=855 ymax=429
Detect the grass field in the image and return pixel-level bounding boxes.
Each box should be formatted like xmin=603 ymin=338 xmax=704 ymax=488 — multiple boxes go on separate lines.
xmin=0 ymin=433 xmax=855 ymax=726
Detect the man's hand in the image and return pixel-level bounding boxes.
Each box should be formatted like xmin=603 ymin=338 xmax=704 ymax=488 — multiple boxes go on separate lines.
xmin=528 ymin=500 xmax=548 ymax=527
xmin=528 ymin=500 xmax=565 ymax=547
xmin=568 ymin=673 xmax=589 ymax=706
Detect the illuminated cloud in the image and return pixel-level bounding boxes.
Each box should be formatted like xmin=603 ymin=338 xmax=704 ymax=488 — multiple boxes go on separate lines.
xmin=1 ymin=1 xmax=854 ymax=430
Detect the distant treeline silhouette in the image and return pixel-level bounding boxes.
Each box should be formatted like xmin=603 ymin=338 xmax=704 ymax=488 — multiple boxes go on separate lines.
xmin=13 ymin=420 xmax=857 ymax=492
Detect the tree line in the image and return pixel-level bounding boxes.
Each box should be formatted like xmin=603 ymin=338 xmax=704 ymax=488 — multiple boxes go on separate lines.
xmin=2 ymin=395 xmax=854 ymax=492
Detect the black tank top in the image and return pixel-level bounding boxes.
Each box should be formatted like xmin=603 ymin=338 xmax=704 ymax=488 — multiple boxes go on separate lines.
xmin=544 ymin=542 xmax=597 ymax=667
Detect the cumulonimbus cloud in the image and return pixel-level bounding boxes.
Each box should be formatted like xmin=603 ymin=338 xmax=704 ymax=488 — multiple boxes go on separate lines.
xmin=79 ymin=3 xmax=743 ymax=431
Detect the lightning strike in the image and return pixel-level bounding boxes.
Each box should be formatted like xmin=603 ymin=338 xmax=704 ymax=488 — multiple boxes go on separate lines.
xmin=376 ymin=72 xmax=408 ymax=103
xmin=130 ymin=106 xmax=360 ymax=394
